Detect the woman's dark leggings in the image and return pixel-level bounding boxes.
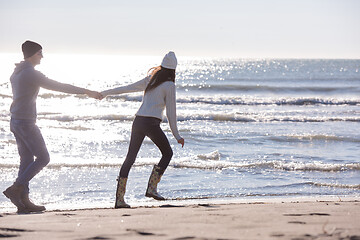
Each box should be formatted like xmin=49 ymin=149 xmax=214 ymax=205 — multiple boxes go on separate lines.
xmin=119 ymin=116 xmax=173 ymax=178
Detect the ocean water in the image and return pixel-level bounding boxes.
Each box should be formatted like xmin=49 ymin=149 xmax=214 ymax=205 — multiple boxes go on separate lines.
xmin=0 ymin=54 xmax=359 ymax=212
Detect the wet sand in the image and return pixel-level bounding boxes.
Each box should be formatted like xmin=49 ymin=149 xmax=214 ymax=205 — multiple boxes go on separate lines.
xmin=0 ymin=197 xmax=359 ymax=240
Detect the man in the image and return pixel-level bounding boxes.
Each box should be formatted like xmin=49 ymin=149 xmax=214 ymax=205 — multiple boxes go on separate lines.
xmin=3 ymin=40 xmax=102 ymax=214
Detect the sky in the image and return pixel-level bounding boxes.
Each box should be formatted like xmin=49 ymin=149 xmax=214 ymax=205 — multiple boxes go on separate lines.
xmin=0 ymin=0 xmax=359 ymax=58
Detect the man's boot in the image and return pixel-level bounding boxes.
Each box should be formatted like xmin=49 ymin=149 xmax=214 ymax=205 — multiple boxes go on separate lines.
xmin=145 ymin=165 xmax=165 ymax=200
xmin=21 ymin=193 xmax=46 ymax=212
xmin=3 ymin=184 xmax=29 ymax=214
xmin=115 ymin=177 xmax=130 ymax=208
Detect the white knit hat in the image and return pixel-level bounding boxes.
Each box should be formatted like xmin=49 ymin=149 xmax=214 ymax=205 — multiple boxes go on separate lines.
xmin=161 ymin=51 xmax=177 ymax=70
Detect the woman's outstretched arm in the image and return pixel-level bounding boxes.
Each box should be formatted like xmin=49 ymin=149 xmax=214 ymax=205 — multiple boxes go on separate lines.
xmin=101 ymin=76 xmax=150 ymax=97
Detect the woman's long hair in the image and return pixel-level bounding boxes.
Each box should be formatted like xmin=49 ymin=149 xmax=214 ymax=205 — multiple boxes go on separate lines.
xmin=145 ymin=66 xmax=176 ymax=93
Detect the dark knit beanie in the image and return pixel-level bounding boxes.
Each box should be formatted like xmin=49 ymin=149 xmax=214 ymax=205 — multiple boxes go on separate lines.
xmin=22 ymin=40 xmax=42 ymax=59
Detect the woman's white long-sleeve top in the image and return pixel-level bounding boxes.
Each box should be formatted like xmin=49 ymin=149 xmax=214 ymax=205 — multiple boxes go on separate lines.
xmin=102 ymin=77 xmax=182 ymax=141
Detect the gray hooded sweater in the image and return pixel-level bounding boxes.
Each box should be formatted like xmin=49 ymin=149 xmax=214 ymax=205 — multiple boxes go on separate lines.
xmin=10 ymin=61 xmax=86 ymax=120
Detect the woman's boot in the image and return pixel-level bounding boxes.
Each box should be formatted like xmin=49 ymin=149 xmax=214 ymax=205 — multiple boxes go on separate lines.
xmin=145 ymin=165 xmax=165 ymax=200
xmin=115 ymin=177 xmax=130 ymax=208
xmin=21 ymin=193 xmax=46 ymax=212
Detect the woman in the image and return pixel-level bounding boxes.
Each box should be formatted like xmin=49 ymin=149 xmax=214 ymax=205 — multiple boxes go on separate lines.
xmin=101 ymin=51 xmax=184 ymax=208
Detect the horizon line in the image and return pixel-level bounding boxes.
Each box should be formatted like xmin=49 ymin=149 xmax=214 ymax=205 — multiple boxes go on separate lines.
xmin=0 ymin=52 xmax=359 ymax=60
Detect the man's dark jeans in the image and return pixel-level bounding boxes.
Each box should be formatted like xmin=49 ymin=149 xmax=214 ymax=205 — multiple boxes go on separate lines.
xmin=10 ymin=118 xmax=50 ymax=193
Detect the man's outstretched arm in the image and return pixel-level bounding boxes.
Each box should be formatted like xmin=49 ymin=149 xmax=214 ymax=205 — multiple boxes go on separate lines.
xmin=35 ymin=72 xmax=102 ymax=99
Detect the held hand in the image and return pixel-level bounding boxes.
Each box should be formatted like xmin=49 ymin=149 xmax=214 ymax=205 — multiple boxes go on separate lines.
xmin=100 ymin=91 xmax=108 ymax=98
xmin=177 ymin=138 xmax=185 ymax=148
xmin=86 ymin=90 xmax=103 ymax=100
xmin=98 ymin=92 xmax=105 ymax=100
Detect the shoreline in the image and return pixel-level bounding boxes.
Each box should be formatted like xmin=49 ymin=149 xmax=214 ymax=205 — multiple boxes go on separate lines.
xmin=1 ymin=196 xmax=359 ymax=240
xmin=1 ymin=195 xmax=359 ymax=213
xmin=2 ymin=195 xmax=359 ymax=213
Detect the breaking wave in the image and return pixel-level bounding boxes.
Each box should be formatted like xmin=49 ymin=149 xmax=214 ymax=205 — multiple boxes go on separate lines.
xmin=7 ymin=158 xmax=356 ymax=172
xmin=269 ymin=134 xmax=360 ymax=143
xmin=36 ymin=113 xmax=360 ymax=123
xmin=104 ymin=95 xmax=360 ymax=106
xmin=8 ymin=90 xmax=357 ymax=107
xmin=178 ymin=84 xmax=360 ymax=94
xmin=1 ymin=157 xmax=359 ymax=172
xmin=310 ymin=182 xmax=360 ymax=189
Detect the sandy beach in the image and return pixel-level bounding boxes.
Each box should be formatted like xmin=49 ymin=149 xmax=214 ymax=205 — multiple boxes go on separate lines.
xmin=0 ymin=197 xmax=359 ymax=240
